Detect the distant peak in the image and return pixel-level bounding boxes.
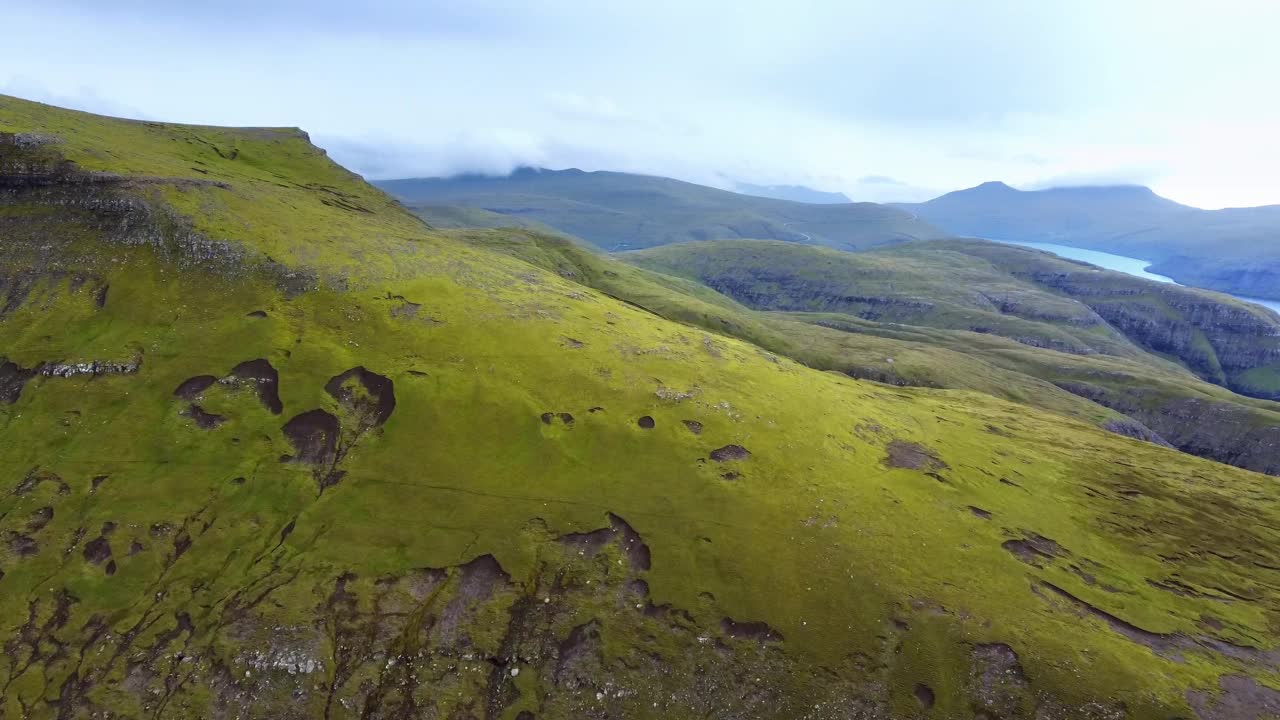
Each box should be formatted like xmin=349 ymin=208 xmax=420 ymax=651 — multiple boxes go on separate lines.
xmin=972 ymin=181 xmax=1016 ymax=192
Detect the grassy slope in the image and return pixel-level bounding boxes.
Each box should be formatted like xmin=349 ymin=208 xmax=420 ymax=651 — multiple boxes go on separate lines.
xmin=617 ymin=239 xmax=1280 ymax=474
xmin=376 ymin=169 xmax=944 ymax=251
xmin=458 ymin=230 xmax=1280 ymax=476
xmin=621 ymin=239 xmax=1155 ymax=360
xmin=624 ymin=239 xmax=1280 ymax=396
xmin=1 ymin=96 xmax=1279 ymax=719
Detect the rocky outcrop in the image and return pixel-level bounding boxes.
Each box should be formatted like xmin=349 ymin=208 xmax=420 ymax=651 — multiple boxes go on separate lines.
xmin=0 ymin=133 xmax=315 ymax=295
xmin=1058 ymin=381 xmax=1280 ymax=475
xmin=972 ymin=248 xmax=1280 ymax=400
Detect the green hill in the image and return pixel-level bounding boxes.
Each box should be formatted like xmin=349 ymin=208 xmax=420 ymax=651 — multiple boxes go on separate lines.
xmin=618 ymin=239 xmax=1280 ymax=473
xmin=895 ymin=182 xmax=1280 ymax=300
xmin=375 ymin=168 xmax=943 ymax=251
xmin=3 ymin=95 xmax=1280 ymax=719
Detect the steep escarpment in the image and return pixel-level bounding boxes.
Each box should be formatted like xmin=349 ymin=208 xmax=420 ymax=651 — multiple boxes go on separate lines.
xmin=943 ymin=241 xmax=1280 ymax=396
xmin=623 ymin=240 xmax=1141 ymax=359
xmin=3 ymin=95 xmax=1280 ymax=719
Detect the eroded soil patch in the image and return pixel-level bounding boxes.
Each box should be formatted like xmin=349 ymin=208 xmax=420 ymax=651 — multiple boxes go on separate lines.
xmin=709 ymin=444 xmax=751 ymax=462
xmin=883 ymin=440 xmax=947 ymax=472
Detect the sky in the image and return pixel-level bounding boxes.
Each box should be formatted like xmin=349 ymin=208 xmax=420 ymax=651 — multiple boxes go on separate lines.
xmin=4 ymin=0 xmax=1280 ymax=208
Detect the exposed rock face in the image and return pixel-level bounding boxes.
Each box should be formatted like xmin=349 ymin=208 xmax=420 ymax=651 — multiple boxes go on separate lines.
xmin=1004 ymin=265 xmax=1280 ymax=399
xmin=1061 ymin=382 xmax=1280 ymax=475
xmin=0 ymin=133 xmax=317 ymax=295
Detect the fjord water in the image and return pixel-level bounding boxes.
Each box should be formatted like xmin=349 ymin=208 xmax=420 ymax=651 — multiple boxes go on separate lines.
xmin=990 ymin=238 xmax=1280 ymax=315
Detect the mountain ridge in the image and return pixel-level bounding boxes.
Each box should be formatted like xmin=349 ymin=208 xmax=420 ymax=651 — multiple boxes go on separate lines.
xmin=4 ymin=94 xmax=1280 ymax=719
xmin=896 ymin=181 xmax=1280 ymax=299
xmin=375 ymin=167 xmax=944 ymax=251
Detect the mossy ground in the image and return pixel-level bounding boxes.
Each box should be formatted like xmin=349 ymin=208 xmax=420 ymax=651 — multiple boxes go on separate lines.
xmin=1 ymin=95 xmax=1279 ymax=719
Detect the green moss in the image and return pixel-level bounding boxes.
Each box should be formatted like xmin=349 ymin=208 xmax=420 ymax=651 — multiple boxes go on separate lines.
xmin=1 ymin=94 xmax=1278 ymax=719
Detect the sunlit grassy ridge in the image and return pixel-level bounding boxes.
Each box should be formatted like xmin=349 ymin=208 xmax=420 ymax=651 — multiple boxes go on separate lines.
xmin=2 ymin=95 xmax=1279 ymax=719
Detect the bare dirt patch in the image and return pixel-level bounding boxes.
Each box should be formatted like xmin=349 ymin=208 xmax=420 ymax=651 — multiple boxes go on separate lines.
xmin=555 ymin=621 xmax=603 ymax=687
xmin=682 ymin=419 xmax=703 ymax=435
xmin=720 ymin=617 xmax=783 ymax=643
xmin=0 ymin=360 xmax=36 ymax=404
xmin=1002 ymin=533 xmax=1065 ymax=567
xmin=914 ymin=683 xmax=935 ymax=709
xmin=637 ymin=415 xmax=655 ymax=429
xmin=883 ymin=440 xmax=947 ymax=472
xmin=709 ymin=445 xmax=750 ymax=462
xmin=558 ymin=514 xmax=651 ymax=571
xmin=173 ymin=375 xmax=217 ymax=400
xmin=1187 ymin=674 xmax=1280 ymax=720
xmin=181 ymin=404 xmax=227 ymax=430
xmin=82 ymin=536 xmax=112 ymax=567
xmin=281 ymin=409 xmax=340 ymax=465
xmin=971 ymin=643 xmax=1031 ymax=717
xmin=26 ymin=506 xmax=54 ymax=532
xmin=7 ymin=532 xmax=39 ymax=557
xmin=968 ymin=506 xmax=992 ymax=520
xmin=325 ymin=366 xmax=396 ymax=429
xmin=228 ymin=359 xmax=283 ymax=414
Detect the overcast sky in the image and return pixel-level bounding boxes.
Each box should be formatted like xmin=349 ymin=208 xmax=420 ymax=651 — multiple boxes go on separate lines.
xmin=5 ymin=0 xmax=1280 ymax=208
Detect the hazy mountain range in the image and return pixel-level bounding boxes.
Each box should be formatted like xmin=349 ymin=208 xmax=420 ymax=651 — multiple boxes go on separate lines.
xmin=895 ymin=181 xmax=1280 ymax=300
xmin=379 ymin=169 xmax=1280 ymax=301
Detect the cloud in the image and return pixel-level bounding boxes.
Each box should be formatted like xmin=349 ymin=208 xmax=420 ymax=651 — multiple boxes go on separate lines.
xmin=857 ymin=176 xmax=906 ymax=186
xmin=5 ymin=0 xmax=1280 ymax=208
xmin=0 ymin=75 xmax=152 ymax=120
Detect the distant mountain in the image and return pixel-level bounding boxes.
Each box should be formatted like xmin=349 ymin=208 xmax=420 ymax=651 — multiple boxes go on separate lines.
xmin=733 ymin=182 xmax=851 ymax=204
xmin=375 ymin=167 xmax=942 ymax=251
xmin=895 ymin=183 xmax=1280 ymax=300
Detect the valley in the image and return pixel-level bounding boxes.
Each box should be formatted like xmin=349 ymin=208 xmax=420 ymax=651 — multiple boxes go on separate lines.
xmin=2 ymin=95 xmax=1279 ymax=720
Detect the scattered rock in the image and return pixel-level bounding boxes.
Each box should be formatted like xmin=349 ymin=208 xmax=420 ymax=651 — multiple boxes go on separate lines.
xmin=971 ymin=643 xmax=1031 ymax=718
xmin=655 ymin=385 xmax=698 ymax=401
xmin=40 ymin=359 xmax=140 ymax=379
xmin=681 ymin=419 xmax=703 ymax=435
xmin=1187 ymin=674 xmax=1280 ymax=720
